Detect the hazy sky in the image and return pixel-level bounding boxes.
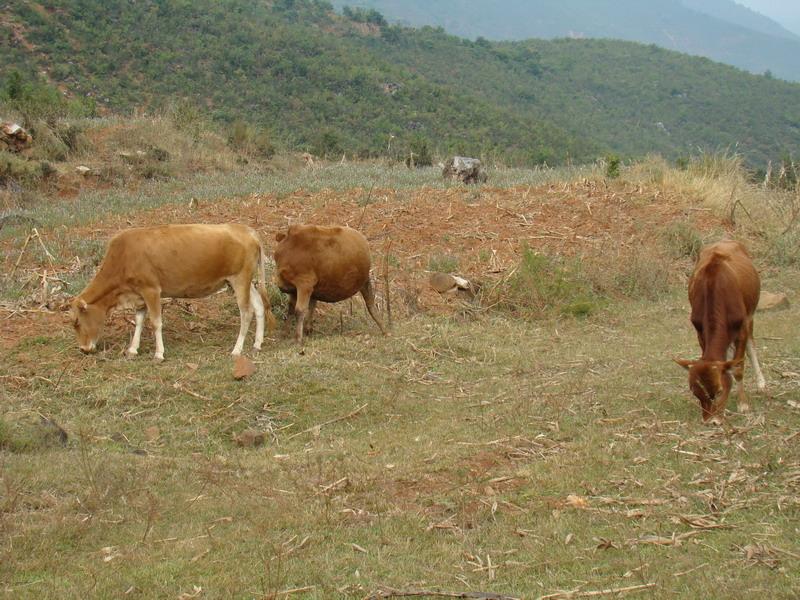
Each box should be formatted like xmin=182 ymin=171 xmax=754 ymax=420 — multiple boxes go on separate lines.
xmin=735 ymin=0 xmax=800 ymax=33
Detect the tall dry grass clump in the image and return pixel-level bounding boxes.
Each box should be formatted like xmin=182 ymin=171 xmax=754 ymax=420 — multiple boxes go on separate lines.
xmin=624 ymin=152 xmax=800 ymax=268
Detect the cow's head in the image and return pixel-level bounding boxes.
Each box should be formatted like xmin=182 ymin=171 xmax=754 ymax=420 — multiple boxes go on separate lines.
xmin=674 ymin=358 xmax=737 ymax=421
xmin=69 ymin=297 xmax=105 ymax=353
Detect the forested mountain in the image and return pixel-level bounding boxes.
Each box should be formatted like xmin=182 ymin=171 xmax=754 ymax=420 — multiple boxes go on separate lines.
xmin=2 ymin=0 xmax=800 ymax=166
xmin=333 ymin=0 xmax=800 ymax=81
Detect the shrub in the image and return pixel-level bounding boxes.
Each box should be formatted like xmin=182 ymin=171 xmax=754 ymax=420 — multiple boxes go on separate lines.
xmin=605 ymin=154 xmax=621 ymax=179
xmin=661 ymin=221 xmax=703 ymax=260
xmin=485 ymin=247 xmax=600 ymax=318
xmin=406 ymin=135 xmax=432 ymax=168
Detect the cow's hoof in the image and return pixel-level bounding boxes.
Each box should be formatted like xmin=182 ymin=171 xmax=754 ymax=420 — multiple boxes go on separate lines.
xmin=739 ymin=402 xmax=751 ymax=414
xmin=125 ymin=349 xmax=138 ymax=359
xmin=253 ymin=344 xmax=262 ymax=352
xmin=153 ymin=354 xmax=164 ymax=363
xmin=707 ymin=415 xmax=724 ymax=426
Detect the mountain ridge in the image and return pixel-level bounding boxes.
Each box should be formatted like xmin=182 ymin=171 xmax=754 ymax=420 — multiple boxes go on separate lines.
xmin=332 ymin=0 xmax=800 ymax=81
xmin=2 ymin=0 xmax=799 ymax=166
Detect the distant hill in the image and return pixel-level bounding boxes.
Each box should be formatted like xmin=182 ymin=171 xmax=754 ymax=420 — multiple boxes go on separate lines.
xmin=2 ymin=0 xmax=800 ymax=166
xmin=737 ymin=0 xmax=800 ymax=37
xmin=333 ymin=0 xmax=800 ymax=81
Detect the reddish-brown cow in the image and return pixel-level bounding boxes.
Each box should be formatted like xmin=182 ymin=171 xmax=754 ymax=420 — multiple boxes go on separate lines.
xmin=675 ymin=240 xmax=766 ymax=422
xmin=69 ymin=224 xmax=275 ymax=361
xmin=273 ymin=224 xmax=387 ymax=343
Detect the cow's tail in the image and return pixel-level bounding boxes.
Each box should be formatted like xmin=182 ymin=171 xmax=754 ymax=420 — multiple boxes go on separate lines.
xmin=256 ymin=236 xmax=277 ymax=331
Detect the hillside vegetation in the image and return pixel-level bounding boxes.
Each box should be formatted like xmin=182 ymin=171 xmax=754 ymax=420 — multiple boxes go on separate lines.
xmin=2 ymin=0 xmax=800 ymax=166
xmin=334 ymin=0 xmax=800 ymax=81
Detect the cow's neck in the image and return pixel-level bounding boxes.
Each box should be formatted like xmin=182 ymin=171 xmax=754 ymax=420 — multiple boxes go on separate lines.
xmin=79 ymin=277 xmax=123 ymax=314
xmin=699 ymin=271 xmax=732 ymax=362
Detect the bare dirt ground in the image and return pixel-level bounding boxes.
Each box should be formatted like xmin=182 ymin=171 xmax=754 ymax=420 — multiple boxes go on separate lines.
xmin=0 ymin=178 xmax=725 ymax=350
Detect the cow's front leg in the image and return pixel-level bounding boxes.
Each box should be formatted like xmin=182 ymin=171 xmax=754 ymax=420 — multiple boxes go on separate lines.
xmin=294 ymin=287 xmax=313 ymax=345
xmin=126 ymin=309 xmax=146 ymax=358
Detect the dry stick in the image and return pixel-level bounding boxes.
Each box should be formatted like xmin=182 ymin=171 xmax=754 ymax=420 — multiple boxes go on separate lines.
xmin=10 ymin=232 xmax=33 ymax=277
xmin=536 ymin=583 xmax=656 ymax=600
xmin=287 ymin=403 xmax=368 ymax=439
xmin=32 ymin=228 xmax=56 ymax=268
xmin=383 ymin=238 xmax=392 ymax=329
xmin=365 ymin=588 xmax=520 ymax=600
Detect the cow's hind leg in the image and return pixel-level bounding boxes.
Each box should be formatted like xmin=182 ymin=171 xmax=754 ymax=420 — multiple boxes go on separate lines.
xmin=126 ymin=308 xmax=147 ymax=358
xmin=732 ymin=327 xmax=751 ymax=414
xmin=140 ymin=288 xmax=165 ymax=361
xmin=747 ymin=326 xmax=766 ymax=393
xmin=230 ymin=277 xmax=253 ymax=356
xmin=360 ymin=279 xmax=387 ymax=335
xmin=250 ymin=284 xmax=265 ymax=351
xmin=305 ymin=299 xmax=317 ymax=336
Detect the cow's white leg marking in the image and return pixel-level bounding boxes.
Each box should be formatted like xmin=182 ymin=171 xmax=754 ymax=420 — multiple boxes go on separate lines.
xmin=126 ymin=309 xmax=146 ymax=357
xmin=142 ymin=288 xmax=164 ymax=362
xmin=152 ymin=316 xmax=165 ymax=361
xmin=747 ymin=338 xmax=766 ymax=391
xmin=231 ymin=278 xmax=252 ymax=356
xmin=251 ymin=284 xmax=265 ymax=351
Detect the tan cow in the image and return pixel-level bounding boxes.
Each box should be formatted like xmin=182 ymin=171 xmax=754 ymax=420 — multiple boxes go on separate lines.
xmin=69 ymin=224 xmax=276 ymax=361
xmin=273 ymin=224 xmax=387 ymax=343
xmin=675 ymin=240 xmax=766 ymax=422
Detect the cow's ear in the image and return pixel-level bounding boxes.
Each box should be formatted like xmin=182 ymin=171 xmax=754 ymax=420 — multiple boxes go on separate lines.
xmin=720 ymin=358 xmax=743 ymax=372
xmin=78 ymin=298 xmax=88 ymax=312
xmin=673 ymin=358 xmax=694 ymax=370
xmin=275 ymin=232 xmax=286 ymax=242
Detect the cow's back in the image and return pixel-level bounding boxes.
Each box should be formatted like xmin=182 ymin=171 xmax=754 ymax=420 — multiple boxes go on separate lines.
xmin=690 ymin=241 xmax=760 ymax=318
xmin=102 ymin=224 xmax=258 ymax=299
xmin=274 ymin=225 xmax=372 ymax=302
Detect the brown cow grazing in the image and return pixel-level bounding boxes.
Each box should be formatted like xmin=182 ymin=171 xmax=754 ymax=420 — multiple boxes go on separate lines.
xmin=675 ymin=240 xmax=766 ymax=422
xmin=273 ymin=224 xmax=387 ymax=343
xmin=69 ymin=224 xmax=276 ymax=361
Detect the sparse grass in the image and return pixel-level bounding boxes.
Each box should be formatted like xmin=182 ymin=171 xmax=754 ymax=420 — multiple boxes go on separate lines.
xmin=1 ymin=288 xmax=798 ymax=598
xmin=1 ymin=155 xmax=799 ymax=599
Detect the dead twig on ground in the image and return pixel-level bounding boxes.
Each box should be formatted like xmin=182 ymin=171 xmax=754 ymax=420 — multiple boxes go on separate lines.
xmin=287 ymin=403 xmax=368 ymax=439
xmin=365 ymin=586 xmax=520 ymax=600
xmin=537 ymin=583 xmax=656 ymax=599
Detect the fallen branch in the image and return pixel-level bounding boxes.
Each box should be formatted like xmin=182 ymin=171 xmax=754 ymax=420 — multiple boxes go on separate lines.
xmin=365 ymin=586 xmax=520 ymax=600
xmin=537 ymin=583 xmax=656 ymax=599
xmin=287 ymin=403 xmax=368 ymax=439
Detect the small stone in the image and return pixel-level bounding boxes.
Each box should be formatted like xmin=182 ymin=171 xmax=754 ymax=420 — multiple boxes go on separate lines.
xmin=233 ymin=355 xmax=256 ymax=380
xmin=758 ymin=291 xmax=789 ymax=311
xmin=75 ymin=165 xmax=91 ymax=176
xmin=234 ymin=429 xmax=266 ymax=447
xmin=429 ymin=272 xmax=457 ymax=293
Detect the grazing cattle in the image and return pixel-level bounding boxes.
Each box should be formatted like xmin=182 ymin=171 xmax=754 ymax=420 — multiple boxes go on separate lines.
xmin=69 ymin=224 xmax=276 ymax=361
xmin=675 ymin=240 xmax=766 ymax=422
xmin=273 ymin=224 xmax=387 ymax=343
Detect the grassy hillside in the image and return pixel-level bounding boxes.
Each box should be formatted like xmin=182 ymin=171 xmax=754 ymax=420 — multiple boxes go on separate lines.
xmin=2 ymin=0 xmax=800 ymax=166
xmin=334 ymin=0 xmax=800 ymax=81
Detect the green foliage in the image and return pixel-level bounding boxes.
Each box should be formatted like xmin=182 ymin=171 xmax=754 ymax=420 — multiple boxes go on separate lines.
xmin=767 ymin=229 xmax=800 ymax=266
xmin=489 ymin=247 xmax=600 ymax=318
xmin=227 ymin=121 xmax=276 ymax=159
xmin=1 ymin=69 xmax=94 ymax=126
xmin=406 ymin=135 xmax=433 ymax=167
xmin=605 ymin=154 xmax=621 ymax=179
xmin=2 ymin=1 xmax=800 ymax=166
xmin=0 ymin=153 xmax=54 ymax=187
